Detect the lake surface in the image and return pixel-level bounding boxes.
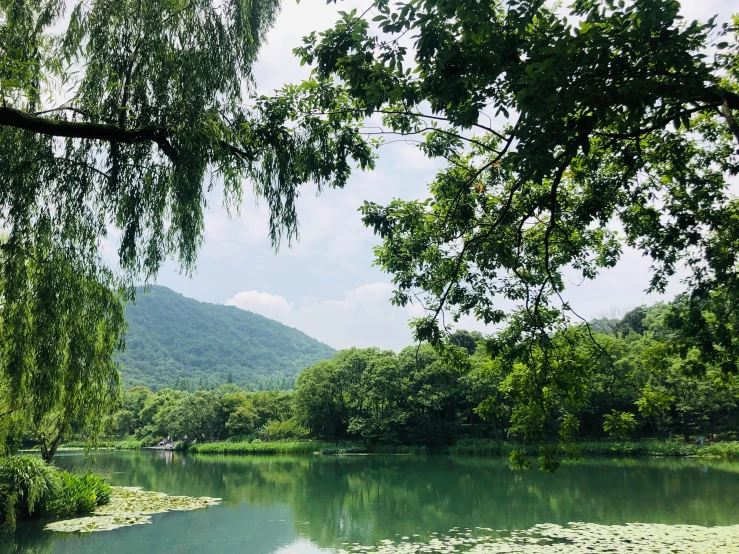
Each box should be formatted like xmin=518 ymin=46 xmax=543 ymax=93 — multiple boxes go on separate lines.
xmin=4 ymin=451 xmax=739 ymax=553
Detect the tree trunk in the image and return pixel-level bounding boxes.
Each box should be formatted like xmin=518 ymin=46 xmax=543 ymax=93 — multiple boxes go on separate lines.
xmin=682 ymin=416 xmax=690 ymax=443
xmin=41 ymin=434 xmax=63 ymax=463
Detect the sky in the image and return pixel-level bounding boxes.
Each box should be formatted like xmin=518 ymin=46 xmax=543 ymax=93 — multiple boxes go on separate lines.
xmin=149 ymin=0 xmax=737 ymax=351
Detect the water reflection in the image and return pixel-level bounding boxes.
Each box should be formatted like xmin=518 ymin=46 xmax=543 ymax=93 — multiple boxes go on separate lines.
xmin=4 ymin=452 xmax=739 ymax=554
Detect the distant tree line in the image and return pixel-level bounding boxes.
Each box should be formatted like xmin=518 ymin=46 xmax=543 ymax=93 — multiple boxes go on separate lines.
xmin=95 ymin=303 xmax=739 ymax=450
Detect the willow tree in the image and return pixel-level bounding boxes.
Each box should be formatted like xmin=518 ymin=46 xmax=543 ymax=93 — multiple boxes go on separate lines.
xmin=0 ymin=228 xmax=125 ymax=460
xmin=0 ymin=0 xmax=372 ymax=450
xmin=271 ymin=0 xmax=739 ymax=451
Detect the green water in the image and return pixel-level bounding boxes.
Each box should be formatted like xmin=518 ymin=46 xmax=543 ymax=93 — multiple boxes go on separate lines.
xmin=5 ymin=451 xmax=739 ymax=553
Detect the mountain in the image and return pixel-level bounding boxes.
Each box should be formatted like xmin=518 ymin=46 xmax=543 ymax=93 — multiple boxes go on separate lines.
xmin=118 ymin=286 xmax=335 ymax=390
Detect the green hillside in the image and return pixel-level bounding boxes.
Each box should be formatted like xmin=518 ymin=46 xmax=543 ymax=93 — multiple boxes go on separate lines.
xmin=118 ymin=286 xmax=335 ymax=390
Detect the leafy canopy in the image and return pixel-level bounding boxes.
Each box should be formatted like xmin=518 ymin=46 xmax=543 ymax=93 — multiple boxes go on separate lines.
xmin=254 ymin=0 xmax=739 ymax=453
xmin=277 ymin=0 xmax=739 ymax=349
xmin=0 ymin=0 xmax=371 ymax=448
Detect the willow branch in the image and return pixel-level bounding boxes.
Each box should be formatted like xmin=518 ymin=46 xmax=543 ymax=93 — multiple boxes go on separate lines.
xmin=0 ymin=106 xmax=180 ymax=161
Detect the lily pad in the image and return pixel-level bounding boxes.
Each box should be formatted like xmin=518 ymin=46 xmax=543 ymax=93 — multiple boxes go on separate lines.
xmin=44 ymin=486 xmax=221 ymax=533
xmin=335 ymin=522 xmax=739 ymax=554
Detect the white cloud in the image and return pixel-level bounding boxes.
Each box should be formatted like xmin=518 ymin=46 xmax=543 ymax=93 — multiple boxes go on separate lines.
xmin=680 ymin=0 xmax=735 ymax=23
xmin=226 ymin=290 xmax=292 ymax=319
xmin=252 ymin=0 xmax=366 ymax=95
xmin=225 ymin=282 xmax=497 ymax=351
xmin=226 ymin=283 xmax=430 ymax=350
xmin=560 ymin=245 xmax=688 ymax=320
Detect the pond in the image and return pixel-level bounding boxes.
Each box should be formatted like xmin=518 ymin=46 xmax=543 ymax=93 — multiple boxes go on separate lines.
xmin=4 ymin=451 xmax=739 ymax=553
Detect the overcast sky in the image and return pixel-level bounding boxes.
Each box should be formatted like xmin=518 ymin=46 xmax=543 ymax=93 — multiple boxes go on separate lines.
xmin=148 ymin=0 xmax=736 ymax=351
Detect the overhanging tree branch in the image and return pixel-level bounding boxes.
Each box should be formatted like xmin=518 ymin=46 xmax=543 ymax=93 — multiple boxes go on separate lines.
xmin=0 ymin=106 xmax=180 ymax=161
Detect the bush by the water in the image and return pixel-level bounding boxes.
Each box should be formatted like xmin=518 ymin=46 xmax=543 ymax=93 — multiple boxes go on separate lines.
xmin=45 ymin=471 xmax=112 ymax=517
xmin=61 ymin=439 xmax=143 ymax=450
xmin=698 ymin=442 xmax=739 ymax=459
xmin=180 ymin=437 xmax=739 ymax=459
xmin=187 ymin=440 xmax=320 ymax=455
xmin=447 ymin=439 xmax=739 ymax=459
xmin=0 ymin=456 xmax=110 ymax=532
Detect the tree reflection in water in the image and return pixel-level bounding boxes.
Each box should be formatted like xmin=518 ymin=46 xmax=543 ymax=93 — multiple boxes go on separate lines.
xmin=4 ymin=452 xmax=739 ymax=554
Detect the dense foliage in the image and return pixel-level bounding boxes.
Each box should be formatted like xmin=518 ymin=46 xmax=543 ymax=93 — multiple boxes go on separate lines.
xmin=0 ymin=0 xmax=369 ymax=454
xmin=119 ymin=286 xmax=335 ymax=390
xmin=0 ymin=234 xmax=125 ymax=461
xmin=108 ymin=307 xmax=738 ymax=464
xmin=4 ymin=0 xmax=739 ymax=477
xmin=294 ymin=311 xmax=739 ymax=459
xmin=107 ymin=385 xmax=300 ymax=444
xmin=0 ymin=456 xmax=110 ymax=532
xmin=265 ymin=0 xmax=739 ymax=445
xmin=281 ymin=0 xmax=739 ymax=344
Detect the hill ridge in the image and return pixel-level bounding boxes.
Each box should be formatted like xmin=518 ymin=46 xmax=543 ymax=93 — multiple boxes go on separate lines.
xmin=118 ymin=285 xmax=335 ymax=390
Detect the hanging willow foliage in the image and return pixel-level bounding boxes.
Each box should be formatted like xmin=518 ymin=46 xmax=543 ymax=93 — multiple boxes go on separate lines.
xmin=0 ymin=0 xmax=375 ymax=449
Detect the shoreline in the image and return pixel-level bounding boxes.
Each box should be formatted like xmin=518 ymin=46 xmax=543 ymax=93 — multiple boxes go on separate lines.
xmin=34 ymin=438 xmax=739 ymax=460
xmin=175 ymin=438 xmax=739 ymax=459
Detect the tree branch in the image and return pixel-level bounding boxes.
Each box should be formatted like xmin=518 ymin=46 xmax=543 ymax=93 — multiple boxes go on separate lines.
xmin=720 ymin=99 xmax=739 ymax=147
xmin=0 ymin=106 xmax=180 ymax=161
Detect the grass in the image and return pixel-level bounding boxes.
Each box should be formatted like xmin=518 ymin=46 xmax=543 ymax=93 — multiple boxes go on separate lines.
xmin=186 ymin=440 xmax=440 ymax=455
xmin=186 ymin=441 xmax=324 ymax=455
xmin=447 ymin=438 xmax=739 ymax=459
xmin=577 ymin=439 xmax=739 ymax=459
xmin=0 ymin=456 xmax=111 ymax=532
xmin=56 ymin=439 xmax=144 ymax=450
xmin=51 ymin=437 xmax=739 ymax=461
xmin=448 ymin=439 xmax=511 ymax=457
xmin=184 ymin=437 xmax=739 ymax=458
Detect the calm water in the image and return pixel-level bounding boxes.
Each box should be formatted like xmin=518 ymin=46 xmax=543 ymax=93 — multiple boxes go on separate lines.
xmin=4 ymin=451 xmax=739 ymax=553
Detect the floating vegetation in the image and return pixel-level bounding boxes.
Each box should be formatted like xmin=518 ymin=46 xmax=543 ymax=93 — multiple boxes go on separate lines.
xmin=337 ymin=523 xmax=739 ymax=553
xmin=44 ymin=486 xmax=220 ymax=533
xmin=43 ymin=514 xmax=151 ymax=533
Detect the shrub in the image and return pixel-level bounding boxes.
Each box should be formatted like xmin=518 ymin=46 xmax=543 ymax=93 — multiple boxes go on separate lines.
xmin=262 ymin=419 xmax=308 ymax=440
xmin=45 ymin=472 xmax=111 ymax=518
xmin=0 ymin=456 xmax=59 ymax=532
xmin=59 ymin=437 xmax=143 ymax=450
xmin=0 ymin=456 xmax=111 ymax=532
xmin=449 ymin=439 xmax=508 ymax=457
xmin=139 ymin=436 xmax=160 ymax=447
xmin=697 ymin=442 xmax=739 ymax=459
xmin=317 ymin=445 xmax=370 ymax=455
xmin=114 ymin=439 xmax=144 ymax=450
xmin=189 ymin=440 xmax=319 ymax=455
xmin=603 ymin=411 xmax=638 ymax=440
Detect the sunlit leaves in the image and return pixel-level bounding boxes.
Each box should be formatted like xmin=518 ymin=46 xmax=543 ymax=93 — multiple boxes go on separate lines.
xmin=602 ymin=411 xmax=638 ymax=440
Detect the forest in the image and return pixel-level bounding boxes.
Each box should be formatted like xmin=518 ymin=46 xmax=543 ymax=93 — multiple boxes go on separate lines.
xmin=91 ymin=302 xmax=739 ymax=457
xmin=119 ymin=286 xmax=334 ymax=390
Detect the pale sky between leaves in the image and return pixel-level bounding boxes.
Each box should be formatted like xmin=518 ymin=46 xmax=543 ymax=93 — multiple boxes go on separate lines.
xmin=146 ymin=0 xmax=738 ymax=351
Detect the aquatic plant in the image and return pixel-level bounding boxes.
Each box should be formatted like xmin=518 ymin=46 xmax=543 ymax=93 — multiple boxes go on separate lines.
xmin=0 ymin=456 xmax=114 ymax=532
xmin=335 ymin=523 xmax=739 ymax=553
xmin=44 ymin=486 xmax=220 ymax=533
xmin=45 ymin=472 xmax=111 ymax=517
xmin=0 ymin=456 xmax=59 ymax=532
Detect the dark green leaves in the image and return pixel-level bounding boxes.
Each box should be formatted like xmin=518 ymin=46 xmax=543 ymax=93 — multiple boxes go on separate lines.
xmin=275 ymin=0 xmax=739 ymax=446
